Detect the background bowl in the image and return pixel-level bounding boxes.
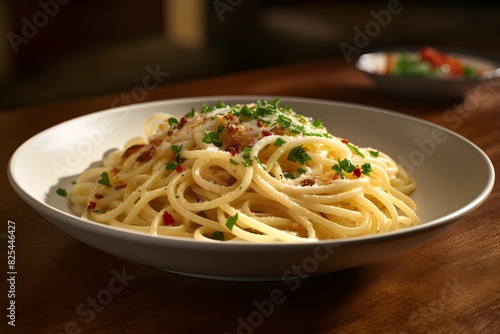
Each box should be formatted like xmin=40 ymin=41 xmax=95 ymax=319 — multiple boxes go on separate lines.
xmin=8 ymin=96 xmax=495 ymax=280
xmin=356 ymin=47 xmax=500 ymax=100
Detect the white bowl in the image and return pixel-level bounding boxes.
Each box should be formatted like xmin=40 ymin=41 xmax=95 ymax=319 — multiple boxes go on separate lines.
xmin=356 ymin=47 xmax=500 ymax=100
xmin=8 ymin=96 xmax=495 ymax=280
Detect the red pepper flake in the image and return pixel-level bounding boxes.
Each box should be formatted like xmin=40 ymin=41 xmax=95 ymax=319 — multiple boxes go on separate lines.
xmin=115 ymin=184 xmax=126 ymax=190
xmin=340 ymin=138 xmax=349 ymax=144
xmin=175 ymin=165 xmax=183 ymax=173
xmin=177 ymin=117 xmax=187 ymax=130
xmin=225 ymin=114 xmax=234 ymax=120
xmin=94 ymin=193 xmax=104 ymax=199
xmin=162 ymin=211 xmax=175 ymax=226
xmin=353 ymin=167 xmax=361 ymax=178
xmin=228 ymin=145 xmax=241 ymax=156
xmin=257 ymin=120 xmax=263 ymax=127
xmin=86 ymin=201 xmax=97 ymax=211
xmin=262 ymin=130 xmax=272 ymax=137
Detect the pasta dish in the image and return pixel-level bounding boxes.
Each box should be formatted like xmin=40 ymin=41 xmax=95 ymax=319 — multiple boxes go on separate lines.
xmin=70 ymin=99 xmax=418 ymax=242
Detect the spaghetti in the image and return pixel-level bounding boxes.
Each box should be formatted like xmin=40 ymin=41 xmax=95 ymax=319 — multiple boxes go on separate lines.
xmin=70 ymin=99 xmax=418 ymax=242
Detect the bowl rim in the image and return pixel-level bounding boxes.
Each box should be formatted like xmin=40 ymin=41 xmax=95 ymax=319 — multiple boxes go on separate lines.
xmin=7 ymin=95 xmax=496 ymax=248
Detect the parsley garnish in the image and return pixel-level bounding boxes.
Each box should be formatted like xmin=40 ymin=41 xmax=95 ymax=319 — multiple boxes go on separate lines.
xmin=202 ymin=132 xmax=223 ymax=147
xmin=312 ymin=119 xmax=324 ymax=128
xmin=166 ymin=145 xmax=184 ymax=170
xmin=274 ymin=137 xmax=286 ymax=147
xmin=242 ymin=146 xmax=253 ymax=167
xmin=283 ymin=172 xmax=295 ymax=180
xmin=168 ymin=117 xmax=178 ymax=127
xmin=347 ymin=144 xmax=365 ymax=158
xmin=56 ymin=187 xmax=67 ymax=197
xmin=98 ymin=172 xmax=111 ymax=187
xmin=369 ymin=150 xmax=379 ymax=157
xmin=229 ymin=158 xmax=239 ymax=165
xmin=212 ymin=231 xmax=225 ymax=241
xmin=331 ymin=158 xmax=356 ymax=179
xmin=287 ymin=145 xmax=311 ymax=165
xmin=225 ymin=213 xmax=238 ymax=231
xmin=184 ymin=108 xmax=195 ymax=118
xmin=361 ymin=163 xmax=373 ymax=176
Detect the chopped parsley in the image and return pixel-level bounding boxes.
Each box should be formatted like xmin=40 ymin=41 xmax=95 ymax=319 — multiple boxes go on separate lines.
xmin=242 ymin=146 xmax=253 ymax=167
xmin=361 ymin=163 xmax=373 ymax=176
xmin=202 ymin=131 xmax=223 ymax=147
xmin=212 ymin=231 xmax=225 ymax=241
xmin=369 ymin=150 xmax=379 ymax=157
xmin=166 ymin=145 xmax=184 ymax=170
xmin=229 ymin=158 xmax=239 ymax=165
xmin=331 ymin=158 xmax=356 ymax=179
xmin=225 ymin=213 xmax=239 ymax=231
xmin=287 ymin=145 xmax=311 ymax=165
xmin=184 ymin=108 xmax=195 ymax=118
xmin=274 ymin=137 xmax=286 ymax=147
xmin=347 ymin=143 xmax=365 ymax=158
xmin=98 ymin=172 xmax=111 ymax=187
xmin=56 ymin=187 xmax=67 ymax=197
xmin=168 ymin=117 xmax=179 ymax=127
xmin=312 ymin=119 xmax=324 ymax=128
xmin=283 ymin=172 xmax=295 ymax=180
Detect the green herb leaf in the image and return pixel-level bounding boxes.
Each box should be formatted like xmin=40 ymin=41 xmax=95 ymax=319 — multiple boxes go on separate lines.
xmin=225 ymin=213 xmax=239 ymax=231
xmin=229 ymin=158 xmax=239 ymax=165
xmin=56 ymin=187 xmax=67 ymax=197
xmin=312 ymin=119 xmax=324 ymax=128
xmin=166 ymin=145 xmax=184 ymax=170
xmin=274 ymin=137 xmax=286 ymax=147
xmin=216 ymin=101 xmax=227 ymax=109
xmin=331 ymin=158 xmax=356 ymax=179
xmin=242 ymin=146 xmax=253 ymax=167
xmin=347 ymin=144 xmax=365 ymax=158
xmin=202 ymin=132 xmax=223 ymax=147
xmin=168 ymin=117 xmax=179 ymax=127
xmin=369 ymin=150 xmax=379 ymax=157
xmin=98 ymin=172 xmax=111 ymax=187
xmin=283 ymin=172 xmax=295 ymax=180
xmin=361 ymin=163 xmax=373 ymax=176
xmin=184 ymin=108 xmax=195 ymax=118
xmin=287 ymin=145 xmax=312 ymax=165
xmin=212 ymin=231 xmax=225 ymax=241
xmin=165 ymin=161 xmax=180 ymax=170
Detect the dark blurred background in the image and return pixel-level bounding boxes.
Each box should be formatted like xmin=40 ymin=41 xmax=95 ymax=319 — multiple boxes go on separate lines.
xmin=1 ymin=0 xmax=500 ymax=110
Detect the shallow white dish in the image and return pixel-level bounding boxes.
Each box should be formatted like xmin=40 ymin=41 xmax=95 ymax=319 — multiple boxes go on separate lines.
xmin=8 ymin=96 xmax=495 ymax=280
xmin=356 ymin=47 xmax=500 ymax=100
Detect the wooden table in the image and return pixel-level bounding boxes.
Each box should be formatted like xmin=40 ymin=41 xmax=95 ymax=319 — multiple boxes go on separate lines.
xmin=1 ymin=57 xmax=499 ymax=334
